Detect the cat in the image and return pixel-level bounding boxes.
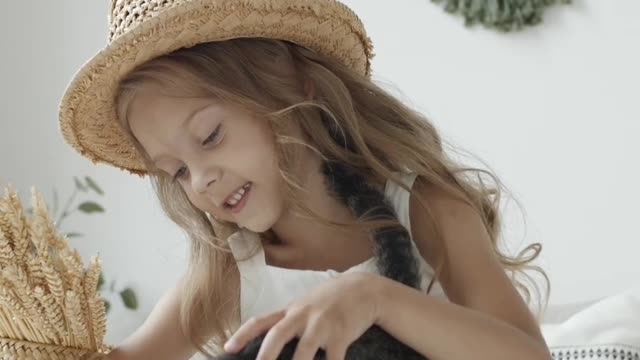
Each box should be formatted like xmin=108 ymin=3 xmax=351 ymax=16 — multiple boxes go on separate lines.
xmin=213 ymin=160 xmax=427 ymax=360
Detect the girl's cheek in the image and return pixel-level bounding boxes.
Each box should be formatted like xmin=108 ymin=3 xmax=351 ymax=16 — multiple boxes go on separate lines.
xmin=188 ymin=194 xmax=219 ymax=216
xmin=210 ymin=210 xmax=232 ymax=223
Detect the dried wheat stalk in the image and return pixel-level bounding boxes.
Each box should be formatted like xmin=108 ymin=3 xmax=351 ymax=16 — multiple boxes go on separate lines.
xmin=0 ymin=184 xmax=110 ymax=359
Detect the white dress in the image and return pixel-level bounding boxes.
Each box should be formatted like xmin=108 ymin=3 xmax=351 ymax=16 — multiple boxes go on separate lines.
xmin=226 ymin=172 xmax=448 ymax=324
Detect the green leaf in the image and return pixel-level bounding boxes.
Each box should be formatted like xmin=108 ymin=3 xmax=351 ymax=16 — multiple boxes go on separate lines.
xmin=104 ymin=300 xmax=111 ymax=313
xmin=85 ymin=176 xmax=104 ymax=195
xmin=120 ymin=288 xmax=138 ymax=310
xmin=74 ymin=177 xmax=88 ymax=192
xmin=77 ymin=202 xmax=104 ymax=214
xmin=65 ymin=232 xmax=83 ymax=238
xmin=487 ymin=0 xmax=499 ymax=23
xmin=432 ymin=0 xmax=570 ymax=32
xmin=469 ymin=0 xmax=483 ymax=18
xmin=445 ymin=0 xmax=458 ymax=13
xmin=98 ymin=272 xmax=105 ymax=291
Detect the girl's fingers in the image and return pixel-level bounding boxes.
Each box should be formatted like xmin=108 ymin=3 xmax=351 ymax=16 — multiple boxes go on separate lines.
xmin=325 ymin=340 xmax=349 ymax=360
xmin=256 ymin=316 xmax=302 ymax=360
xmin=291 ymin=330 xmax=324 ymax=360
xmin=225 ymin=310 xmax=286 ymax=353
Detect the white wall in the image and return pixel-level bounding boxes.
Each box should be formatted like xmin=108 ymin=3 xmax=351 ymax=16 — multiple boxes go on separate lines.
xmin=1 ymin=0 xmax=638 ymax=345
xmin=0 ymin=1 xmax=188 ymax=345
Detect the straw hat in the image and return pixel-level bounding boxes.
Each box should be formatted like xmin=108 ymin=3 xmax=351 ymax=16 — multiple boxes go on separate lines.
xmin=59 ymin=0 xmax=374 ymax=176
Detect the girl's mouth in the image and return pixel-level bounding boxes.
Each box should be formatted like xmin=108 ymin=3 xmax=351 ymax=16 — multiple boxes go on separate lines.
xmin=223 ymin=182 xmax=252 ymax=213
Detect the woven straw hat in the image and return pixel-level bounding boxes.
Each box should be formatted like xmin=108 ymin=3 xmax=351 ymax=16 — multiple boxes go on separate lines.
xmin=59 ymin=0 xmax=374 ymax=175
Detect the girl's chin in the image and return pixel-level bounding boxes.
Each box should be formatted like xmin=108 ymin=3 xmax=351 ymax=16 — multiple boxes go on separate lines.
xmin=242 ymin=220 xmax=272 ymax=233
xmin=241 ymin=212 xmax=280 ymax=233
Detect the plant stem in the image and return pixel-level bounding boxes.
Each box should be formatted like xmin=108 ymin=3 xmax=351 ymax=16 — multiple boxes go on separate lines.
xmin=52 ymin=188 xmax=59 ymax=218
xmin=56 ymin=188 xmax=78 ymax=228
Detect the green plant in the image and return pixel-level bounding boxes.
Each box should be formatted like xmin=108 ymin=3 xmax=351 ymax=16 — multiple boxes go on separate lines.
xmin=44 ymin=176 xmax=139 ymax=313
xmin=97 ymin=272 xmax=138 ymax=313
xmin=53 ymin=176 xmax=105 ymax=235
xmin=431 ymin=0 xmax=572 ymax=32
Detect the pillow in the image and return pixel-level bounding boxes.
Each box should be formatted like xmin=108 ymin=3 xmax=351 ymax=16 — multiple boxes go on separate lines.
xmin=542 ymin=287 xmax=640 ymax=359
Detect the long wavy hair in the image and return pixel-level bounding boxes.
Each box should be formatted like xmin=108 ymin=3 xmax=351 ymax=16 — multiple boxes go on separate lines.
xmin=115 ymin=38 xmax=548 ymax=357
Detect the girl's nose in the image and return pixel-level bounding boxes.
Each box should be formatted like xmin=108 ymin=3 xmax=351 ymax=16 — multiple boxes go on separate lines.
xmin=192 ymin=167 xmax=218 ymax=194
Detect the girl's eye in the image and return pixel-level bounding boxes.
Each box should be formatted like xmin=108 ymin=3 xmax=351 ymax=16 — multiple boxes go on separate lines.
xmin=173 ymin=166 xmax=188 ymax=181
xmin=203 ymin=124 xmax=223 ymax=146
xmin=171 ymin=124 xmax=222 ymax=182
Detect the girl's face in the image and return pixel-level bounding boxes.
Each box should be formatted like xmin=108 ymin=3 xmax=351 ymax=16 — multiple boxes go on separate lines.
xmin=128 ymin=94 xmax=286 ymax=232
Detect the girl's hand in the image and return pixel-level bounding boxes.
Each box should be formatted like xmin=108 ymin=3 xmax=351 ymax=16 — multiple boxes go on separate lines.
xmin=224 ymin=272 xmax=384 ymax=360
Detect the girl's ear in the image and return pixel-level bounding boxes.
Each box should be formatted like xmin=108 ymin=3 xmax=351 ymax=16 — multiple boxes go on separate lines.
xmin=304 ymin=78 xmax=316 ymax=100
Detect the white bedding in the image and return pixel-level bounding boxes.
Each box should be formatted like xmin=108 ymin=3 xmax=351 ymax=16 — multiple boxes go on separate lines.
xmin=192 ymin=288 xmax=640 ymax=359
xmin=543 ymin=286 xmax=640 ymax=359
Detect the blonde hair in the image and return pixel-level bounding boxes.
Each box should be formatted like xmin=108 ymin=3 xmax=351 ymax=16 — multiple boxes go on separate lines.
xmin=115 ymin=38 xmax=548 ymax=357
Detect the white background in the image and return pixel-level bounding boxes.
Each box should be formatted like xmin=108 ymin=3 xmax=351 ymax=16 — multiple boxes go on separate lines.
xmin=1 ymin=0 xmax=638 ymax=345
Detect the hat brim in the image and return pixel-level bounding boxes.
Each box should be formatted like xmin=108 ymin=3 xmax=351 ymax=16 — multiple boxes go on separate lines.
xmin=59 ymin=0 xmax=373 ymax=175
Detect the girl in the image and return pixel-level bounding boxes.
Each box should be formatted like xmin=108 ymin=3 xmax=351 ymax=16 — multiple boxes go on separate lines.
xmin=59 ymin=0 xmax=550 ymax=359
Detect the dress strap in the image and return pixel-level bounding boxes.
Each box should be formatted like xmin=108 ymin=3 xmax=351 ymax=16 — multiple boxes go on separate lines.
xmin=227 ymin=228 xmax=267 ymax=265
xmin=227 ymin=228 xmax=268 ymax=323
xmin=384 ymin=172 xmax=419 ymax=232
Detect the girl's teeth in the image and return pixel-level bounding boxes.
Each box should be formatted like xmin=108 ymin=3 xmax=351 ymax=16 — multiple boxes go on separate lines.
xmin=225 ymin=182 xmax=251 ymax=208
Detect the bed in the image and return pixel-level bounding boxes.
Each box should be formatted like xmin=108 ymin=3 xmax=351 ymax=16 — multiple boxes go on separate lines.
xmin=543 ymin=286 xmax=640 ymax=359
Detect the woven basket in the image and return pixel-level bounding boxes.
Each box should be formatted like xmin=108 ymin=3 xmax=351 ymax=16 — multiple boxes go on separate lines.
xmin=0 ymin=185 xmax=111 ymax=359
xmin=0 ymin=338 xmax=107 ymax=359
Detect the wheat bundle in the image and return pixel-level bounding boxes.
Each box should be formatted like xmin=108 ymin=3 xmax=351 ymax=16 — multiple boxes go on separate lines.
xmin=0 ymin=185 xmax=110 ymax=359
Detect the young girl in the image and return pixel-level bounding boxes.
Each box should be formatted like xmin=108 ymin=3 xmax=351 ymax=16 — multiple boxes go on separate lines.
xmin=59 ymin=0 xmax=550 ymax=359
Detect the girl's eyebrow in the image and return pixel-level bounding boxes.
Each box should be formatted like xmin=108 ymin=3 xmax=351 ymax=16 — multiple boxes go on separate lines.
xmin=150 ymin=103 xmax=212 ymax=163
